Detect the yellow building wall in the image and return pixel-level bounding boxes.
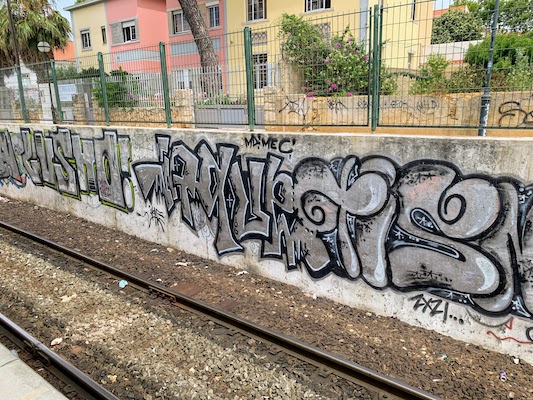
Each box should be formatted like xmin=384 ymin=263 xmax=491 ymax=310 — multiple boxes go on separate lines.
xmin=71 ymin=2 xmax=109 ymax=71
xmin=223 ymin=0 xmax=433 ymax=96
xmin=381 ymin=0 xmax=434 ymax=72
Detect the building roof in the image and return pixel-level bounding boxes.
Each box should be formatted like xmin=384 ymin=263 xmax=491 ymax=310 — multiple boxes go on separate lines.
xmin=433 ymin=4 xmax=468 ymax=18
xmin=53 ymin=40 xmax=75 ymax=60
xmin=64 ymin=0 xmax=105 ymax=12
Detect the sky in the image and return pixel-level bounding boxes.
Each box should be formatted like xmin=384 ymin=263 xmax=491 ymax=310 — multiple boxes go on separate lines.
xmin=54 ymin=0 xmax=74 ymax=26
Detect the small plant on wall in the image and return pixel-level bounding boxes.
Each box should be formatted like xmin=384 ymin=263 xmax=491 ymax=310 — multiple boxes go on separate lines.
xmin=279 ymin=14 xmax=396 ymax=97
xmin=92 ymin=68 xmax=139 ymax=109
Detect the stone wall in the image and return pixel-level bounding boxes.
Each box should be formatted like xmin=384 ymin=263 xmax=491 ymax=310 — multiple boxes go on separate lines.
xmin=73 ymin=89 xmax=195 ymax=128
xmin=265 ymin=88 xmax=533 ymax=130
xmin=2 ymin=123 xmax=533 ymax=363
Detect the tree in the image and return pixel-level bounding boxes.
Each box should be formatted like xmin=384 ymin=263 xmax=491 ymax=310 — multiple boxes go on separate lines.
xmin=431 ymin=9 xmax=484 ymax=44
xmin=453 ymin=0 xmax=533 ymax=32
xmin=465 ymin=30 xmax=533 ymax=68
xmin=0 ymin=0 xmax=71 ymax=69
xmin=177 ymin=0 xmax=219 ymax=96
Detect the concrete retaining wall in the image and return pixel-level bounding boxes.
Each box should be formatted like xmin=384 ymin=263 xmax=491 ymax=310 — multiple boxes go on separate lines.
xmin=1 ymin=123 xmax=533 ymax=363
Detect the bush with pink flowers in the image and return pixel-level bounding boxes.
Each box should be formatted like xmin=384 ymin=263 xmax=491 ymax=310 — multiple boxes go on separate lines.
xmin=279 ymin=14 xmax=396 ymax=97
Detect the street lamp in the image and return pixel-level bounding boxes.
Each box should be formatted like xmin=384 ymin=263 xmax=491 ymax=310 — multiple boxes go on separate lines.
xmin=37 ymin=41 xmax=57 ymax=124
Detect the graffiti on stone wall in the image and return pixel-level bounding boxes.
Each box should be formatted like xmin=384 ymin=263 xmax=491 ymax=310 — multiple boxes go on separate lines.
xmin=4 ymin=127 xmax=533 ymax=334
xmin=132 ymin=133 xmax=533 ymax=326
xmin=327 ymin=99 xmax=347 ymax=114
xmin=0 ymin=127 xmax=134 ymax=212
xmin=498 ymin=98 xmax=533 ymax=127
xmin=279 ymin=96 xmax=311 ymax=122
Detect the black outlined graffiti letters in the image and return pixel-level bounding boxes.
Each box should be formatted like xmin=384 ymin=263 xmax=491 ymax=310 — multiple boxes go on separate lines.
xmin=0 ymin=127 xmax=133 ymax=211
xmin=132 ymin=138 xmax=533 ymax=321
xmin=5 ymin=127 xmax=533 ymax=322
xmin=498 ymin=100 xmax=533 ymax=127
xmin=244 ymin=134 xmax=295 ymax=154
xmin=279 ymin=96 xmax=310 ymax=122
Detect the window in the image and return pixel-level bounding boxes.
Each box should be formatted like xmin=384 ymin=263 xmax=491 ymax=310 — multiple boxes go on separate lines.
xmin=253 ymin=53 xmax=268 ymax=89
xmin=411 ymin=0 xmax=416 ymax=20
xmin=81 ymin=30 xmax=91 ymax=50
xmin=315 ymin=22 xmax=330 ymax=37
xmin=247 ymin=0 xmax=266 ymax=21
xmin=305 ymin=0 xmax=331 ymax=12
xmin=208 ymin=4 xmax=220 ymax=28
xmin=21 ymin=73 xmax=31 ymax=86
xmin=122 ymin=20 xmax=137 ymax=42
xmin=101 ymin=26 xmax=107 ymax=44
xmin=173 ymin=11 xmax=190 ymax=34
xmin=175 ymin=69 xmax=192 ymax=89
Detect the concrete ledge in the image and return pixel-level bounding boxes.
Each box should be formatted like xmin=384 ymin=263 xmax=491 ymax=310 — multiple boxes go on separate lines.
xmin=0 ymin=344 xmax=68 ymax=400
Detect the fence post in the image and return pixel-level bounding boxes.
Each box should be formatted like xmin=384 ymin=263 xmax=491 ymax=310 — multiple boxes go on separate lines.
xmin=370 ymin=4 xmax=381 ymax=132
xmin=367 ymin=7 xmax=372 ymax=127
xmin=244 ymin=27 xmax=256 ymax=131
xmin=50 ymin=60 xmax=63 ymax=123
xmin=477 ymin=0 xmax=501 ymax=137
xmin=97 ymin=52 xmax=110 ymax=126
xmin=159 ymin=42 xmax=172 ymax=128
xmin=15 ymin=66 xmax=28 ymax=123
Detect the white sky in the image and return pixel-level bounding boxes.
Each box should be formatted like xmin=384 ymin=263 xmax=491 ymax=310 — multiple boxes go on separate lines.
xmin=54 ymin=0 xmax=74 ymax=25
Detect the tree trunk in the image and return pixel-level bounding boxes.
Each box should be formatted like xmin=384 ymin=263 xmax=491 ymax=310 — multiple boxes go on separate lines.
xmin=178 ymin=0 xmax=220 ymax=97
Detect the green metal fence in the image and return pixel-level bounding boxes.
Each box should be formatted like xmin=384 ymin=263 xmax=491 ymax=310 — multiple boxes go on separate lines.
xmin=377 ymin=0 xmax=533 ymax=131
xmin=1 ymin=1 xmax=532 ymax=131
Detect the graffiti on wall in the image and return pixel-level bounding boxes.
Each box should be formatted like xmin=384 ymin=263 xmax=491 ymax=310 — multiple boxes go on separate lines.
xmin=498 ymin=98 xmax=533 ymax=127
xmin=0 ymin=127 xmax=134 ymax=212
xmin=132 ymin=133 xmax=533 ymax=327
xmin=3 ymin=127 xmax=533 ymax=336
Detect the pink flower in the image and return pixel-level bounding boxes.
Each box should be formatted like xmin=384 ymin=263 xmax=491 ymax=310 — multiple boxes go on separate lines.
xmin=306 ymin=92 xmax=314 ymax=98
xmin=348 ymin=38 xmax=353 ymax=43
xmin=301 ymin=86 xmax=307 ymax=91
xmin=347 ymin=93 xmax=353 ymax=97
xmin=336 ymin=43 xmax=341 ymax=48
xmin=331 ymin=83 xmax=338 ymax=90
xmin=354 ymin=50 xmax=359 ymax=55
xmin=328 ymin=87 xmax=332 ymax=92
xmin=325 ymin=79 xmax=331 ymax=84
xmin=363 ymin=55 xmax=369 ymax=61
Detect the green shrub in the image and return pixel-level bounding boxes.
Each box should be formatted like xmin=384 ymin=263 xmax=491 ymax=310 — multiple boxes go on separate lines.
xmin=505 ymin=47 xmax=533 ymax=91
xmin=279 ymin=14 xmax=396 ymax=97
xmin=92 ymin=68 xmax=139 ymax=109
xmin=465 ymin=31 xmax=533 ymax=69
xmin=409 ymin=55 xmax=450 ymax=95
xmin=196 ymin=93 xmax=246 ymax=105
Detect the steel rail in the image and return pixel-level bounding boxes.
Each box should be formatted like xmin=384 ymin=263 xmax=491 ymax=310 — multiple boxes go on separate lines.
xmin=0 ymin=220 xmax=439 ymax=400
xmin=0 ymin=313 xmax=119 ymax=400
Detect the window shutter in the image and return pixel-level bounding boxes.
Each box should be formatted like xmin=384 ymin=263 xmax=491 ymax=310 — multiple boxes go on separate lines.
xmin=134 ymin=18 xmax=139 ymax=40
xmin=110 ymin=22 xmax=123 ymax=45
xmin=168 ymin=12 xmax=174 ymax=35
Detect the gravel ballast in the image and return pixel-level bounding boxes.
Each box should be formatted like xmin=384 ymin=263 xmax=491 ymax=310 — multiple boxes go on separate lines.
xmin=0 ymin=197 xmax=533 ymax=399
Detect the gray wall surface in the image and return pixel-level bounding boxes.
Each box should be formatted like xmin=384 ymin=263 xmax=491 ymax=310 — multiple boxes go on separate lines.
xmin=1 ymin=123 xmax=533 ymax=362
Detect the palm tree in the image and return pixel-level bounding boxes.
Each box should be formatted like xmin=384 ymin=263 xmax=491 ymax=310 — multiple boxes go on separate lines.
xmin=0 ymin=0 xmax=71 ymax=69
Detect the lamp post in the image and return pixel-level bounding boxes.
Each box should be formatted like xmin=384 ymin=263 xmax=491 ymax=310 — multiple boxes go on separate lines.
xmin=477 ymin=0 xmax=501 ymax=137
xmin=37 ymin=41 xmax=57 ymax=124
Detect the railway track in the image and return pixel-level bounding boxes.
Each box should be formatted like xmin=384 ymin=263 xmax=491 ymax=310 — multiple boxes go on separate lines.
xmin=0 ymin=313 xmax=118 ymax=400
xmin=0 ymin=219 xmax=439 ymax=400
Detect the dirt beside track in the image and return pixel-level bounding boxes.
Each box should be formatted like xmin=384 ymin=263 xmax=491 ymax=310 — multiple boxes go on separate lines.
xmin=0 ymin=197 xmax=532 ymax=399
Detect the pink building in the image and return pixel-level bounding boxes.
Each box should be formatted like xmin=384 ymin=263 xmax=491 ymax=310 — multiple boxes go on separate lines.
xmin=102 ymin=0 xmax=227 ymax=95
